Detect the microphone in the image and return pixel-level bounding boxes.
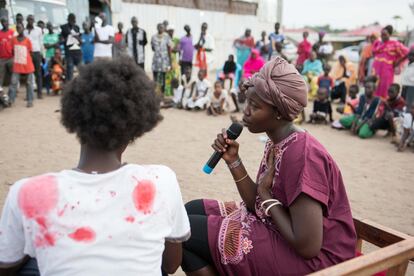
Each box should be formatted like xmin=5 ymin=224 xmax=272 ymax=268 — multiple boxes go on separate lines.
xmin=203 ymin=123 xmax=243 ymax=174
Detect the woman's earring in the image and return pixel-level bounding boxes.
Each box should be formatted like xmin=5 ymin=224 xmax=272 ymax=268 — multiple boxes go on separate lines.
xmin=276 ymin=116 xmax=281 ymax=120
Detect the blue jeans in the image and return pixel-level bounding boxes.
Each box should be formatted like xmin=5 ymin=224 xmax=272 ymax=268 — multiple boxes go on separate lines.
xmin=16 ymin=258 xmax=40 ymax=276
xmin=8 ymin=73 xmax=34 ymax=104
xmin=66 ymin=50 xmax=82 ymax=81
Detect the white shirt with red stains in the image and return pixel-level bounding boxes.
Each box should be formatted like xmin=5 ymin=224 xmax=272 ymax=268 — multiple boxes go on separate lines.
xmin=0 ymin=164 xmax=190 ymax=275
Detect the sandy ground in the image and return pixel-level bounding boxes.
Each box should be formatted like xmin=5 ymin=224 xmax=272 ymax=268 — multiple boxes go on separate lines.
xmin=0 ymin=92 xmax=413 ymax=274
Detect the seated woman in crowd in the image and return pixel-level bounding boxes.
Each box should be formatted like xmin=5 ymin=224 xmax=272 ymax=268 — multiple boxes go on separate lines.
xmin=181 ymin=57 xmax=356 ymax=276
xmin=369 ymin=83 xmax=405 ymax=141
xmin=184 ymin=69 xmax=211 ymax=110
xmin=397 ymin=104 xmax=414 ymax=152
xmin=339 ymin=76 xmax=381 ymax=139
xmin=301 ymin=51 xmax=323 ymax=99
xmin=331 ymin=55 xmax=356 ymax=104
xmin=242 ymin=49 xmax=265 ymax=79
xmin=219 ymin=54 xmax=237 ymax=89
xmin=207 ymin=81 xmax=229 ymax=116
xmin=0 ymin=57 xmax=190 ymax=276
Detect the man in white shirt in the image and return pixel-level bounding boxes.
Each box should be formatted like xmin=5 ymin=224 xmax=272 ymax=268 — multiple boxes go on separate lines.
xmin=24 ymin=15 xmax=43 ymax=98
xmin=94 ymin=13 xmax=114 ymax=59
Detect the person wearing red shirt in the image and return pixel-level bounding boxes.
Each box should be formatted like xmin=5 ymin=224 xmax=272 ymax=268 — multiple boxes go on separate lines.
xmin=0 ymin=17 xmax=14 ymax=93
xmin=296 ymin=31 xmax=312 ymax=66
xmin=8 ymin=23 xmax=35 ymax=107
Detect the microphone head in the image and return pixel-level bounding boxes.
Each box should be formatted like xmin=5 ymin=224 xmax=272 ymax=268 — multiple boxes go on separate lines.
xmin=226 ymin=123 xmax=243 ymax=140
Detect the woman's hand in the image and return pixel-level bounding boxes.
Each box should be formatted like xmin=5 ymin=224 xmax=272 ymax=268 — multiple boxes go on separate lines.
xmin=257 ymin=148 xmax=276 ymax=200
xmin=211 ymin=128 xmax=240 ymax=164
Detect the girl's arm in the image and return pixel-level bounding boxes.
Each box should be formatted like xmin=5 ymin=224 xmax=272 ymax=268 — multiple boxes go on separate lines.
xmin=162 ymin=241 xmax=182 ymax=274
xmin=262 ymin=192 xmax=323 ymax=258
xmin=257 ymin=150 xmax=323 ymax=259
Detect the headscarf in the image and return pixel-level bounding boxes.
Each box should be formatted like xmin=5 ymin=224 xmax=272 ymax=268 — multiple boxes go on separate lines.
xmin=244 ymin=56 xmax=307 ymax=121
xmin=243 ymin=49 xmax=265 ymax=79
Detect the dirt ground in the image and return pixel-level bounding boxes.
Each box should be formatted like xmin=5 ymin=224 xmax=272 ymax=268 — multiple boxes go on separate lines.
xmin=0 ymin=92 xmax=413 ymax=274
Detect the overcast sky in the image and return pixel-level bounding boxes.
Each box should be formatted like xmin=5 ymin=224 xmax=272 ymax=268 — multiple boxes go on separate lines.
xmin=282 ymin=0 xmax=413 ymax=31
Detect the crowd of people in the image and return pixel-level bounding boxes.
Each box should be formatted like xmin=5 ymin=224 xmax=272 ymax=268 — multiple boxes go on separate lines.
xmin=1 ymin=8 xmax=414 ymax=276
xmin=1 ymin=13 xmax=414 ymax=151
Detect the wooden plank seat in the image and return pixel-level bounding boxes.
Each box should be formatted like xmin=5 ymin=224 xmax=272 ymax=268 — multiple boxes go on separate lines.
xmin=308 ymin=217 xmax=414 ymax=276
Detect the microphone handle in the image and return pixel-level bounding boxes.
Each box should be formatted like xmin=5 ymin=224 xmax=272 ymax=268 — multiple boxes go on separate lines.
xmin=203 ymin=151 xmax=223 ymax=174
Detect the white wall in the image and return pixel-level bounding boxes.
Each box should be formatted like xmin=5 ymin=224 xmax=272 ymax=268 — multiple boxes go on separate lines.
xmin=112 ymin=3 xmax=276 ymax=72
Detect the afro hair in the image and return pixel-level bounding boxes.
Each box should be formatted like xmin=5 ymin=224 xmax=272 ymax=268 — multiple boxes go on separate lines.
xmin=61 ymin=56 xmax=162 ymax=150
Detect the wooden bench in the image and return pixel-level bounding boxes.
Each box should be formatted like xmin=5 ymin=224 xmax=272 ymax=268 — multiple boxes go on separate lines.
xmin=308 ymin=217 xmax=414 ymax=276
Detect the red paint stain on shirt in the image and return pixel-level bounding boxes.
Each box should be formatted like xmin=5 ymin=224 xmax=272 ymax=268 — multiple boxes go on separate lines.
xmin=125 ymin=216 xmax=135 ymax=223
xmin=132 ymin=179 xmax=156 ymax=214
xmin=18 ymin=175 xmax=59 ymax=248
xmin=35 ymin=232 xmax=56 ymax=247
xmin=68 ymin=227 xmax=96 ymax=243
xmin=57 ymin=203 xmax=68 ymax=217
xmin=35 ymin=217 xmax=47 ymax=229
xmin=18 ymin=175 xmax=59 ymax=219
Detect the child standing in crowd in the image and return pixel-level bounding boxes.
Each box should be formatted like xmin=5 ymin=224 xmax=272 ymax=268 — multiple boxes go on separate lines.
xmin=397 ymin=104 xmax=414 ymax=152
xmin=401 ymin=49 xmax=414 ymax=109
xmin=49 ymin=47 xmax=65 ymax=95
xmin=8 ymin=23 xmax=35 ymax=107
xmin=369 ymin=84 xmax=405 ymax=140
xmin=81 ymin=22 xmax=95 ymax=64
xmin=185 ymin=69 xmax=210 ymax=110
xmin=113 ymin=22 xmax=127 ymax=58
xmin=219 ymin=54 xmax=237 ymax=89
xmin=308 ymin=87 xmax=333 ymax=124
xmin=339 ymin=77 xmax=380 ymax=138
xmin=207 ymin=80 xmax=228 ymax=116
xmin=317 ymin=64 xmax=334 ymax=97
xmin=0 ymin=57 xmax=190 ymax=276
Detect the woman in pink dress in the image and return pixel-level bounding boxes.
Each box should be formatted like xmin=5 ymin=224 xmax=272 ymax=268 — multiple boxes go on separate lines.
xmin=181 ymin=57 xmax=356 ymax=275
xmin=372 ymin=25 xmax=409 ymax=98
xmin=242 ymin=49 xmax=265 ymax=79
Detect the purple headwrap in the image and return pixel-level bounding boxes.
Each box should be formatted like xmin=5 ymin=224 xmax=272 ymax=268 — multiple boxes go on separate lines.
xmin=244 ymin=57 xmax=308 ymax=121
